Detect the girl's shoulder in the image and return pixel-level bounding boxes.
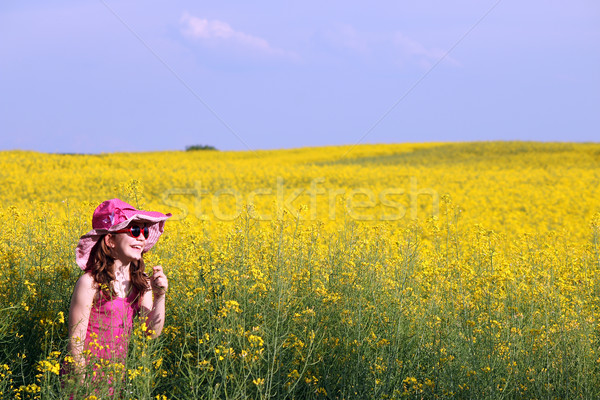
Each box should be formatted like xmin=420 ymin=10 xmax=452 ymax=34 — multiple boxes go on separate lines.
xmin=70 ymin=271 xmax=99 ymax=307
xmin=76 ymin=271 xmax=96 ymax=288
xmin=73 ymin=271 xmax=99 ymax=298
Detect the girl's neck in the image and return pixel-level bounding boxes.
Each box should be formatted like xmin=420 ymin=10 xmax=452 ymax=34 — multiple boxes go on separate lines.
xmin=112 ymin=260 xmax=132 ymax=298
xmin=113 ymin=260 xmax=131 ymax=280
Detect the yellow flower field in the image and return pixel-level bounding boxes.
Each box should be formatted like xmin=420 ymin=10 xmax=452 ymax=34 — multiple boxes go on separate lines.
xmin=1 ymin=141 xmax=600 ymax=399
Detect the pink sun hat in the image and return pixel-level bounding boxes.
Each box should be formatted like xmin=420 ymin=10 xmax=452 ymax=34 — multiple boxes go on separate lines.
xmin=76 ymin=198 xmax=171 ymax=270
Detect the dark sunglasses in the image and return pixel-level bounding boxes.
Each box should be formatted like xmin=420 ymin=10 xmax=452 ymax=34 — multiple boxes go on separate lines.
xmin=114 ymin=225 xmax=149 ymax=239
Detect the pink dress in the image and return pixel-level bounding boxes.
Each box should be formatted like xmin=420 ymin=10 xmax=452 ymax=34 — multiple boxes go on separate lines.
xmin=83 ymin=289 xmax=141 ymax=395
xmin=62 ymin=289 xmax=141 ymax=397
xmin=85 ymin=289 xmax=140 ymax=362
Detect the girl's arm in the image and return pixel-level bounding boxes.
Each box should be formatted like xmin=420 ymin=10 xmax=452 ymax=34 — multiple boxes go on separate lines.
xmin=68 ymin=272 xmax=96 ymax=373
xmin=140 ymin=265 xmax=168 ymax=338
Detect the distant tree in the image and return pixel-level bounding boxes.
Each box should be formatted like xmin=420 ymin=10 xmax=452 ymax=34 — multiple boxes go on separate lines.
xmin=185 ymin=144 xmax=218 ymax=151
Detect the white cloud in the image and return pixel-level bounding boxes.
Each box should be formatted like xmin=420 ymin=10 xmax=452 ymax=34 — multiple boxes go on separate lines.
xmin=324 ymin=24 xmax=370 ymax=54
xmin=323 ymin=25 xmax=460 ymax=68
xmin=393 ymin=33 xmax=460 ymax=67
xmin=180 ymin=12 xmax=294 ymax=58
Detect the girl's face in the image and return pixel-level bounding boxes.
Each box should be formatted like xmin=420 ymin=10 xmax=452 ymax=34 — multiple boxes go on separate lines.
xmin=106 ymin=223 xmax=147 ymax=263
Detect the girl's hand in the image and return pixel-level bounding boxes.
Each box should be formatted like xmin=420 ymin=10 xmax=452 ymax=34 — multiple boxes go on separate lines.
xmin=150 ymin=265 xmax=168 ymax=296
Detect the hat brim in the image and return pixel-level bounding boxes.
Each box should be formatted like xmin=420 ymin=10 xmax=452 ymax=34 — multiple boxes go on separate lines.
xmin=76 ymin=213 xmax=171 ymax=270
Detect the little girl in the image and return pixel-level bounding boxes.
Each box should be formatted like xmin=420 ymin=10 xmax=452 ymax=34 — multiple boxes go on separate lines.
xmin=66 ymin=198 xmax=171 ymax=392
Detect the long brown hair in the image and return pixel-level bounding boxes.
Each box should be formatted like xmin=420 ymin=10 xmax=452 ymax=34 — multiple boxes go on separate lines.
xmin=86 ymin=235 xmax=150 ymax=300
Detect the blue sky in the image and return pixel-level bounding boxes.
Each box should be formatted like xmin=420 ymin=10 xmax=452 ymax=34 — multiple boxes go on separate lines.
xmin=1 ymin=1 xmax=599 ymax=153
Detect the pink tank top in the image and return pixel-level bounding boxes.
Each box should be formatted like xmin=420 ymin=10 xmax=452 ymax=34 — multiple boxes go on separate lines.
xmin=84 ymin=289 xmax=140 ymax=362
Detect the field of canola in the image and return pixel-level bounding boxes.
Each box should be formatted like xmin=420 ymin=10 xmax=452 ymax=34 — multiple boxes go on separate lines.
xmin=1 ymin=141 xmax=600 ymax=399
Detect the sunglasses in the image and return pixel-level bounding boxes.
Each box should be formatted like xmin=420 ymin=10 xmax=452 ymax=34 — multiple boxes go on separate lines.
xmin=114 ymin=225 xmax=150 ymax=239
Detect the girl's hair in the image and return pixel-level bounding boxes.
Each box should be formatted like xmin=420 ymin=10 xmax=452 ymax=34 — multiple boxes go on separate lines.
xmin=86 ymin=234 xmax=149 ymax=299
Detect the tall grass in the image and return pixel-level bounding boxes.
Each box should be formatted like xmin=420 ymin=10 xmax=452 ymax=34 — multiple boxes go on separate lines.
xmin=2 ymin=142 xmax=600 ymax=398
xmin=1 ymin=199 xmax=599 ymax=399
